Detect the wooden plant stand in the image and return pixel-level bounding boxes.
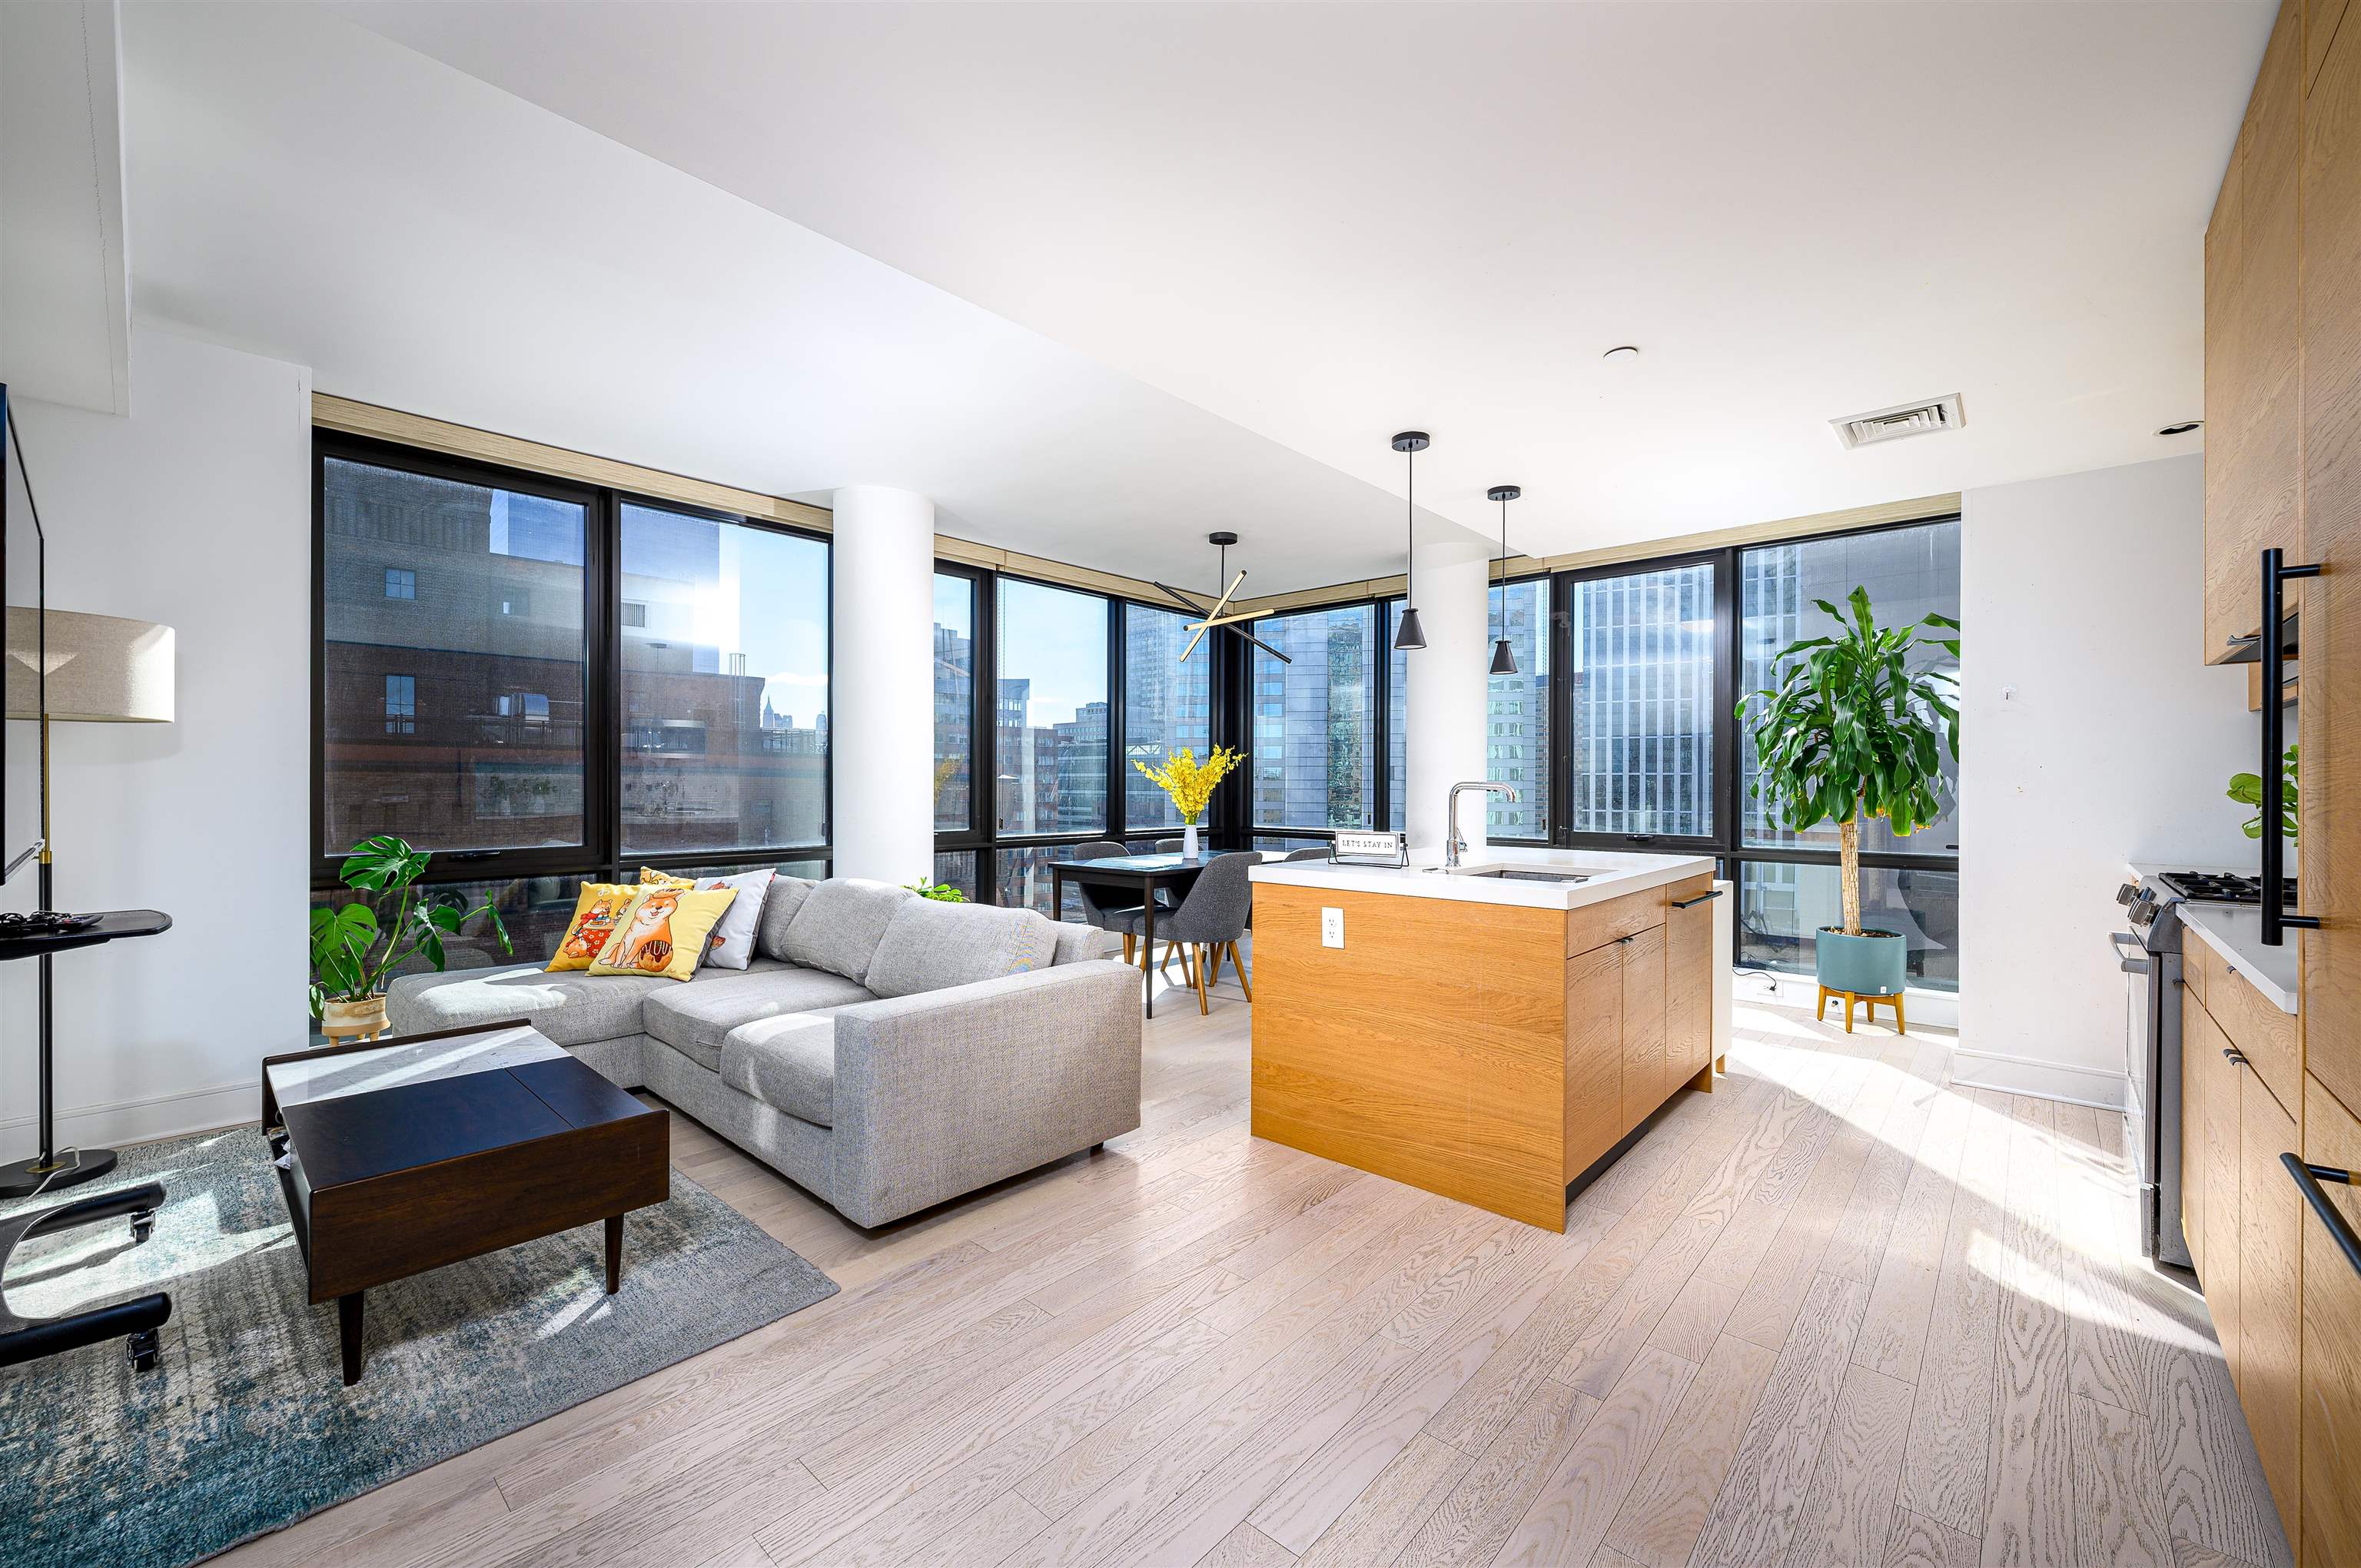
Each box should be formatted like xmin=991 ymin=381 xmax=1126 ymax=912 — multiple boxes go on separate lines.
xmin=1818 ymin=985 xmax=1905 ymax=1035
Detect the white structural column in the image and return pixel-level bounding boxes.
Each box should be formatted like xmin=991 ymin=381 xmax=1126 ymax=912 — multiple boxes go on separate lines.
xmin=1402 ymin=530 xmax=1496 ymax=857
xmin=829 ymin=486 xmax=937 ymax=882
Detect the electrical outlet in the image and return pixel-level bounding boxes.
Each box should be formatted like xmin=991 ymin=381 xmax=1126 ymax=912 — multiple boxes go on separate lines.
xmin=1320 ymin=907 xmax=1345 ymax=948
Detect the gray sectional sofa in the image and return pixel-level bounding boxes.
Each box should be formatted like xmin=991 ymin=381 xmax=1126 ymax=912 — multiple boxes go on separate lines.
xmin=385 ymin=877 xmax=1143 ymax=1227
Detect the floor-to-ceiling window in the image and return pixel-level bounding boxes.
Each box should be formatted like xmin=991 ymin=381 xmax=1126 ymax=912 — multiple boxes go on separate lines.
xmin=1735 ymin=520 xmax=1961 ymax=989
xmin=1123 ymin=604 xmax=1213 ymax=841
xmin=1537 ymin=515 xmax=1959 ymax=992
xmin=1251 ymin=602 xmax=1380 ymax=836
xmin=314 ymin=437 xmax=829 ymax=970
xmin=930 ymin=565 xmax=1239 ymax=914
xmin=1563 ymin=560 xmax=1718 ymax=842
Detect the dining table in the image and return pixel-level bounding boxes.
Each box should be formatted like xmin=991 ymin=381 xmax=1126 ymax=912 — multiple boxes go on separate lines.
xmin=1048 ymin=849 xmax=1280 ymax=1018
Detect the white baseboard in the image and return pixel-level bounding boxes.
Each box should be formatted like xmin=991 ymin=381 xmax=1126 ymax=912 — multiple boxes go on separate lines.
xmin=1731 ymin=966 xmax=1961 ymax=1030
xmin=1944 ymin=1046 xmax=2129 ymax=1111
xmin=0 ymin=1080 xmax=260 ymax=1163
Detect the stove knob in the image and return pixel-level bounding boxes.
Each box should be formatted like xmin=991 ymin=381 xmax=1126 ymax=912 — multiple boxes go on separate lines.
xmin=2115 ymin=882 xmax=2140 ymax=906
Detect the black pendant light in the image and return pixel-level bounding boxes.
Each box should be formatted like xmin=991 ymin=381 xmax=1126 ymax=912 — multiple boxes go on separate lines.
xmin=1391 ymin=431 xmax=1429 ymax=651
xmin=1486 ymin=484 xmax=1520 ymax=676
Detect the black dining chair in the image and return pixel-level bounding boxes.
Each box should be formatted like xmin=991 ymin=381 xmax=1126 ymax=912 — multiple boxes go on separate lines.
xmin=1109 ymin=852 xmax=1256 ymax=1015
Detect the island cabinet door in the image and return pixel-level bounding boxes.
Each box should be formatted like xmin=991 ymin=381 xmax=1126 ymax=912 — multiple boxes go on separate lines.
xmin=1619 ymin=925 xmax=1669 ymax=1131
xmin=1566 ymin=942 xmax=1625 ymax=1181
xmin=1664 ymin=879 xmax=1715 ymax=1095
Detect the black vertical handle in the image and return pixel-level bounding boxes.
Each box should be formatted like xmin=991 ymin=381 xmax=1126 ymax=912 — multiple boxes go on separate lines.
xmin=2260 ymin=547 xmax=2320 ymax=946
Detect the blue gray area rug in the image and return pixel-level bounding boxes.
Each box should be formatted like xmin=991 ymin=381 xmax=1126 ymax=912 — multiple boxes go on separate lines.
xmin=0 ymin=1124 xmax=837 ymax=1567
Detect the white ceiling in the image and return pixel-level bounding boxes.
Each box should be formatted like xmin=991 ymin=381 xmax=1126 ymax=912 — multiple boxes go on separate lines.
xmin=126 ymin=1 xmax=2271 ymax=591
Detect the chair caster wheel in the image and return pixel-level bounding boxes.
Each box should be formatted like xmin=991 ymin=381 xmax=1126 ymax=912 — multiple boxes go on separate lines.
xmin=126 ymin=1327 xmax=161 ymax=1372
xmin=130 ymin=1209 xmax=155 ymax=1244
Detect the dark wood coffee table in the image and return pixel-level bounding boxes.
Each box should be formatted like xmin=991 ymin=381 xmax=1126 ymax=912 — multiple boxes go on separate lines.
xmin=261 ymin=1020 xmax=669 ymax=1385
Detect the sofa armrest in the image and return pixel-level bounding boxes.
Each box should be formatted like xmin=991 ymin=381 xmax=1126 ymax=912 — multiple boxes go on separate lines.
xmin=827 ymin=959 xmax=1142 ymax=1227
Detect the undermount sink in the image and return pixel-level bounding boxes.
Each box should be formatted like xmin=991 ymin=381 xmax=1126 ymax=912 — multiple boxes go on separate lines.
xmin=1432 ymin=865 xmax=1594 ymax=884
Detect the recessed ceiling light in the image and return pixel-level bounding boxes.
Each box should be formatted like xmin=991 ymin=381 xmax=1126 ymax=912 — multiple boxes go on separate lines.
xmin=2157 ymin=420 xmax=2202 ymax=436
xmin=1602 ymin=345 xmax=1640 ymax=361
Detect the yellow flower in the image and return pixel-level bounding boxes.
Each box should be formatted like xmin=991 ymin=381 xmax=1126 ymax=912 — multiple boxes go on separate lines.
xmin=1133 ymin=745 xmax=1240 ymax=823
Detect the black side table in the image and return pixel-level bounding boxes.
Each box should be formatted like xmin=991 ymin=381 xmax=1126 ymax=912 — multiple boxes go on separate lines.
xmin=0 ymin=909 xmax=172 ymax=1198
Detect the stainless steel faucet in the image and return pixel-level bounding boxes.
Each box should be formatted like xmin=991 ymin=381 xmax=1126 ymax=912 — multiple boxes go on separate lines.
xmin=1445 ymin=780 xmax=1520 ymax=869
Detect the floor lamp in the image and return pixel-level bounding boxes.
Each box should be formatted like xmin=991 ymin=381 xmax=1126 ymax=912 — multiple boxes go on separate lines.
xmin=3 ymin=606 xmax=176 ymax=1197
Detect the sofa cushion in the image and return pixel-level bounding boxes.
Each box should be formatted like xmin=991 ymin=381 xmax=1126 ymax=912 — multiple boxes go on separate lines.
xmin=639 ymin=959 xmax=875 ymax=1072
xmin=719 ymin=1013 xmax=838 ymax=1126
xmin=755 ymin=875 xmax=819 ymax=963
xmin=384 ymin=964 xmax=669 ymax=1047
xmin=782 ymin=879 xmax=915 ymax=984
xmin=1051 ymin=920 xmax=1114 ymax=966
xmin=865 ymin=898 xmax=1062 ymax=999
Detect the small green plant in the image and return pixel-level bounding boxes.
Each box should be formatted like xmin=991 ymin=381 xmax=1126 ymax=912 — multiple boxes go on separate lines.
xmin=908 ymin=880 xmax=968 ymax=903
xmin=2227 ymin=745 xmax=2299 ymax=843
xmin=309 ymin=835 xmax=512 ymax=1017
xmin=1742 ymin=586 xmax=1961 ymax=937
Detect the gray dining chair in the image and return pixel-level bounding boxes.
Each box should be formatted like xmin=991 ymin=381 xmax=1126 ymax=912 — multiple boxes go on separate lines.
xmin=1154 ymin=838 xmax=1184 ymax=853
xmin=1283 ymin=845 xmax=1331 ymax=862
xmin=1070 ymin=839 xmax=1155 ymax=963
xmin=1109 ymin=851 xmax=1256 ymax=1015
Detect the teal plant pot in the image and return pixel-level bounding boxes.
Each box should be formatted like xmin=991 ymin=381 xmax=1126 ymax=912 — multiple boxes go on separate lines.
xmin=1815 ymin=928 xmax=1906 ymax=997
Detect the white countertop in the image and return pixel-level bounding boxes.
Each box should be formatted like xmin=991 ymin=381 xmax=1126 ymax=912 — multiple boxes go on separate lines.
xmin=2127 ymin=861 xmax=2300 ymax=1015
xmin=2177 ymin=904 xmax=2301 ymax=1015
xmin=1249 ymin=847 xmax=1716 ymax=911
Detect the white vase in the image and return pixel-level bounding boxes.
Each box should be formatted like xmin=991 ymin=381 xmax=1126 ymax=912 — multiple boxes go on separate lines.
xmin=1183 ymin=824 xmax=1200 ymax=860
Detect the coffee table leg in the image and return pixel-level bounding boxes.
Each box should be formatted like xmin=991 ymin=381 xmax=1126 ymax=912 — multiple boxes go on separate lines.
xmin=339 ymin=1291 xmax=364 ymax=1386
xmin=605 ymin=1213 xmax=623 ymax=1294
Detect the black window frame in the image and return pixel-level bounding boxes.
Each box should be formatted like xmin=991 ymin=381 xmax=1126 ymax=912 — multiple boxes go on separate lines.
xmin=1540 ymin=514 xmax=1961 ymax=943
xmin=310 ymin=430 xmax=835 ymax=906
xmin=934 ymin=561 xmax=1245 ymax=905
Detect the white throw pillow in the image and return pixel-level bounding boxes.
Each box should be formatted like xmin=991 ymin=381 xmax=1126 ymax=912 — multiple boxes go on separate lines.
xmin=694 ymin=868 xmax=775 ymax=970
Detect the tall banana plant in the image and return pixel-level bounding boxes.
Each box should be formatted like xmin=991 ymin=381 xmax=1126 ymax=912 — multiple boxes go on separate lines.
xmin=1742 ymin=586 xmax=1961 ymax=937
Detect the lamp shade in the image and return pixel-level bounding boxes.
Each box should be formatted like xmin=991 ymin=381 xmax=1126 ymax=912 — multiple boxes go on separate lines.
xmin=5 ymin=607 xmax=176 ymax=723
xmin=1489 ymin=637 xmax=1519 ymax=676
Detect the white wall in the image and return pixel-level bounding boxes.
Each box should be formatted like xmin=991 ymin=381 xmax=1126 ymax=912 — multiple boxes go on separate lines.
xmin=2 ymin=328 xmax=312 ymax=1158
xmin=1956 ymin=453 xmax=2254 ymax=1107
xmin=828 ymin=486 xmax=937 ymax=883
xmin=1402 ymin=531 xmax=1494 ymax=856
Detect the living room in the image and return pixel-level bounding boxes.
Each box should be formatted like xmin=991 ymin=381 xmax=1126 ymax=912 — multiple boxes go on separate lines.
xmin=4 ymin=2 xmax=2358 ymax=1565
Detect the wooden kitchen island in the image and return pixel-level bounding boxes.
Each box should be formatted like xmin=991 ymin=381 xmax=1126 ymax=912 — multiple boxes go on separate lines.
xmin=1247 ymin=851 xmax=1722 ymax=1231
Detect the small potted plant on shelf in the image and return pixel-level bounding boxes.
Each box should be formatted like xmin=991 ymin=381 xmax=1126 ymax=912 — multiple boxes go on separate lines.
xmin=1743 ymin=586 xmax=1960 ymax=1008
xmin=2227 ymin=744 xmax=2298 ymax=845
xmin=1134 ymin=745 xmax=1242 ymax=860
xmin=309 ymin=835 xmax=512 ymax=1039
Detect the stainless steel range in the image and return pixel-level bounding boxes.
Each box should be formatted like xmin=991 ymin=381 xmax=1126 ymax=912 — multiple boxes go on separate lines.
xmin=2114 ymin=863 xmax=2285 ymax=1269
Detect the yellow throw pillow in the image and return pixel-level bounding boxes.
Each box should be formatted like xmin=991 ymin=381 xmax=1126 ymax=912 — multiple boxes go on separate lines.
xmin=588 ymin=885 xmax=739 ymax=982
xmin=636 ymin=867 xmax=695 ymax=889
xmin=546 ymin=883 xmax=637 ymax=972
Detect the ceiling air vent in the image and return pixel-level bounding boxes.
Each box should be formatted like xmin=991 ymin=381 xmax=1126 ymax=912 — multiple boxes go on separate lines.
xmin=1830 ymin=394 xmax=1964 ymax=450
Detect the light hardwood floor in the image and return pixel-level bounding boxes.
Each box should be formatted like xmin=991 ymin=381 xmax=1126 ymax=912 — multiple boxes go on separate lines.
xmin=223 ymin=962 xmax=2293 ymax=1568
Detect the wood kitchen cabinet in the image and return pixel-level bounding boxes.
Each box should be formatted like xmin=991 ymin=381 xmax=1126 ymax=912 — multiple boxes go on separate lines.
xmin=1619 ymin=923 xmax=1669 ymax=1130
xmin=2301 ymin=1075 xmax=2361 ymax=1565
xmin=2239 ymin=1066 xmax=2304 ymax=1546
xmin=2200 ymin=2 xmax=2361 ymax=1549
xmin=2303 ymin=0 xmax=2361 ymax=1121
xmin=1252 ymin=870 xmax=1721 ymax=1231
xmin=2205 ymin=0 xmax=2305 ymax=666
xmin=1665 ymin=877 xmax=1717 ymax=1097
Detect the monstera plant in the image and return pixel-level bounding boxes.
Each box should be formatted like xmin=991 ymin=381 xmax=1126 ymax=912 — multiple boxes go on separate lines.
xmin=309 ymin=835 xmax=511 ymax=1033
xmin=1742 ymin=587 xmax=1960 ymax=999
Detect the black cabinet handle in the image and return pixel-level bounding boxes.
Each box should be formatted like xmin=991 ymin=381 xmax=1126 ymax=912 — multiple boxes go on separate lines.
xmin=1672 ymin=889 xmax=1725 ymax=909
xmin=2283 ymin=1154 xmax=2361 ymax=1281
xmin=2222 ymin=1047 xmax=2248 ymax=1066
xmin=2260 ymin=547 xmax=2320 ymax=946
